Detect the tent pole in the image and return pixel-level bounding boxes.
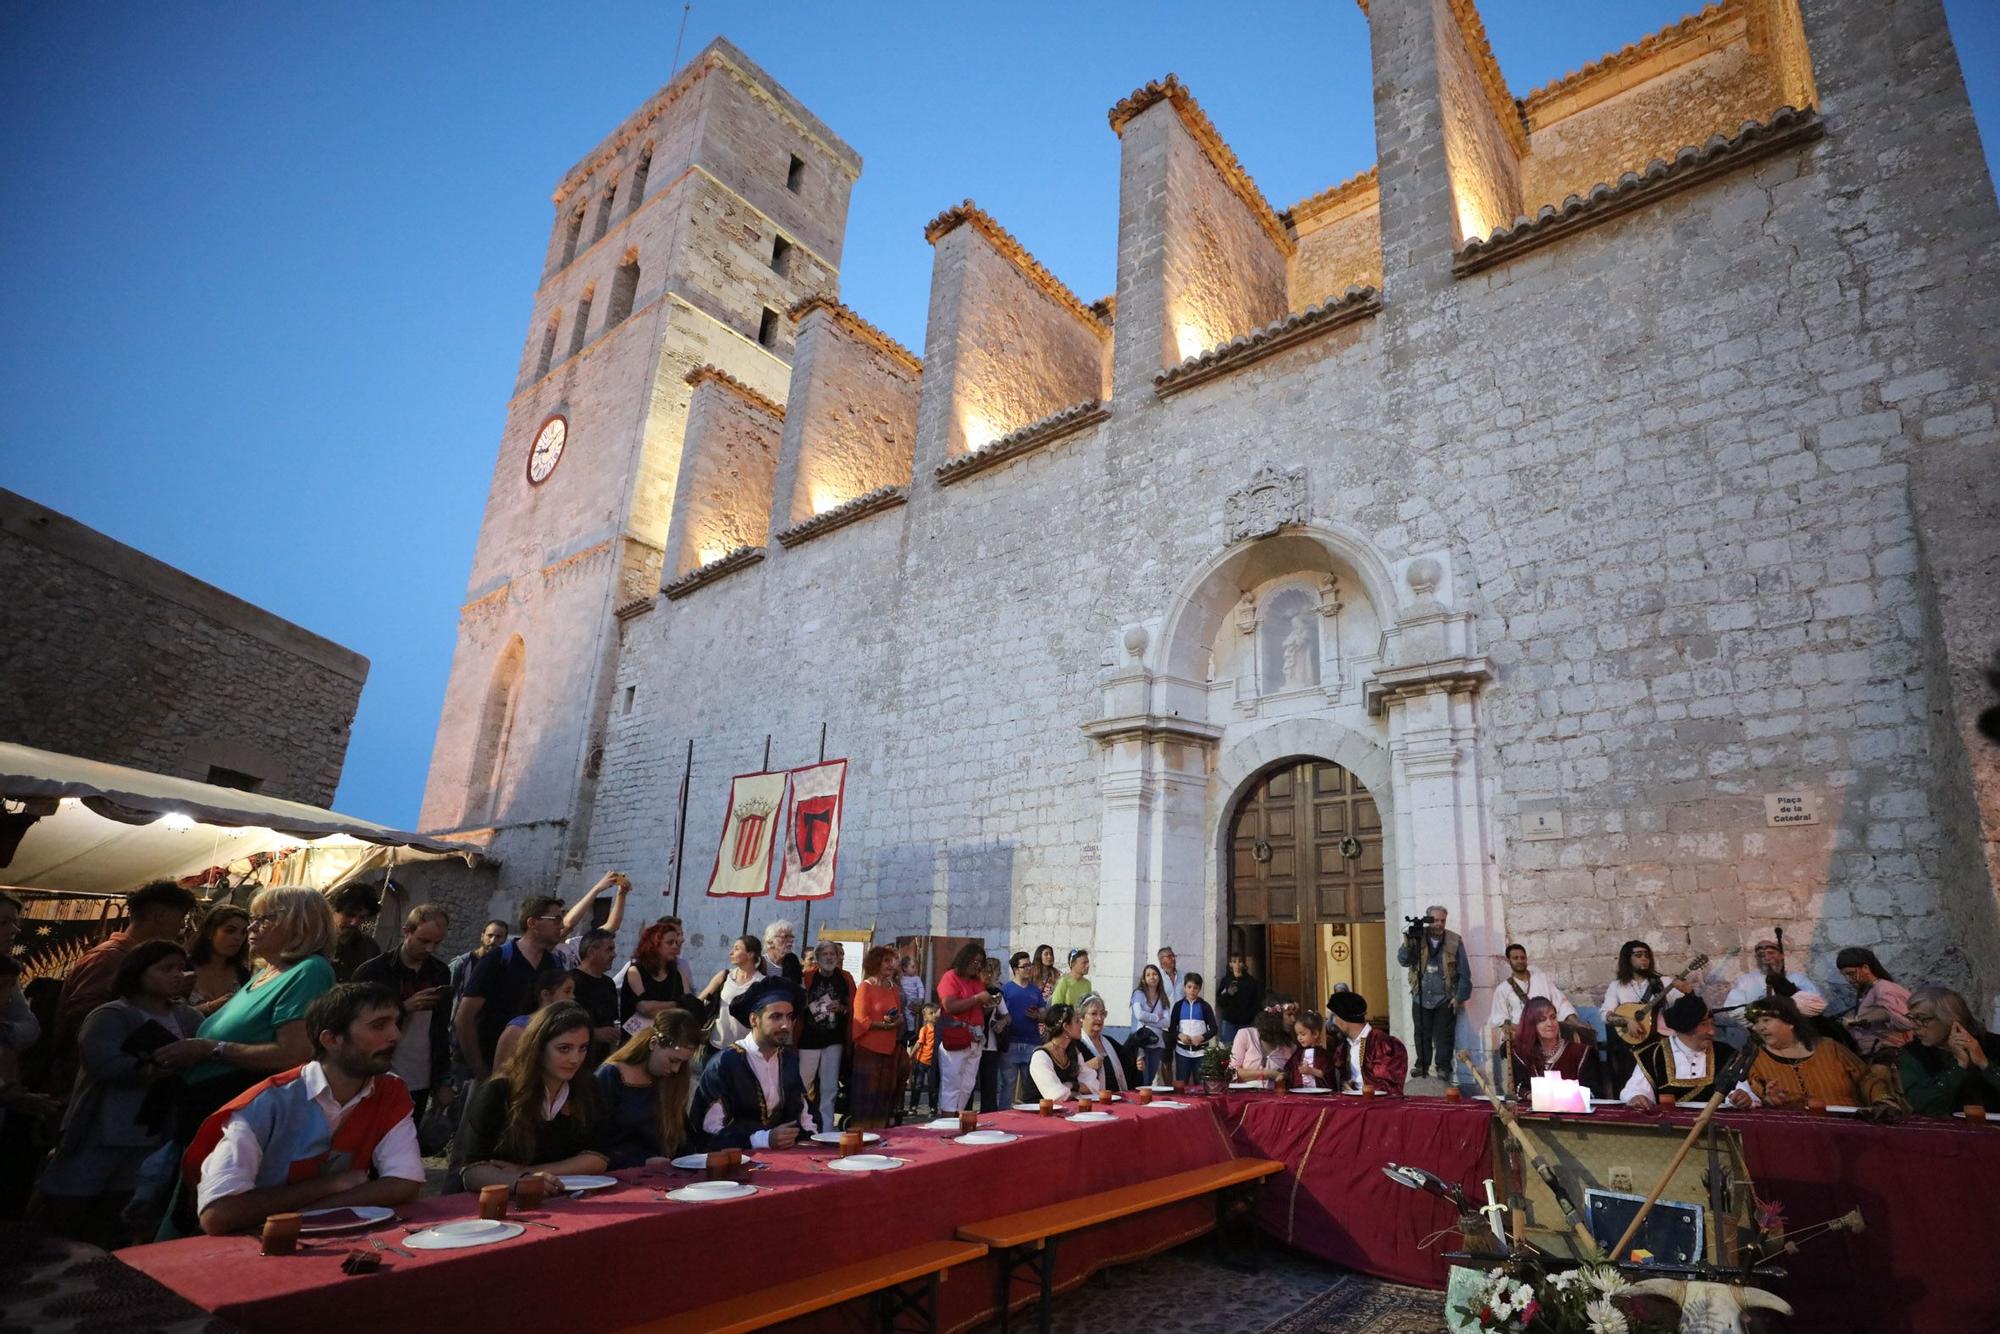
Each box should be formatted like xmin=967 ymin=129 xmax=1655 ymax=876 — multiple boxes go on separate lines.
xmin=670 ymin=739 xmax=692 ymax=916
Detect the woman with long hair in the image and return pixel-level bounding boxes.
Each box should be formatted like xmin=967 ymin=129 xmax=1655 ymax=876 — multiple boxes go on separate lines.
xmin=699 ymin=935 xmax=765 ymax=1055
xmin=1231 ymin=1006 xmax=1297 ymax=1086
xmin=1729 ymin=994 xmax=1903 ymax=1113
xmin=1835 ymin=947 xmax=1912 ymax=1054
xmin=1129 ymin=964 xmax=1171 ymax=1086
xmin=1508 ymin=996 xmax=1596 ymax=1096
xmin=492 ymin=965 xmax=577 ymax=1070
xmin=459 ymin=1002 xmax=608 ymax=1193
xmin=1034 ymin=945 xmax=1058 ymax=1004
xmin=1891 ymin=985 xmax=2000 ymax=1115
xmin=849 ymin=945 xmax=907 ymax=1127
xmin=1027 ymin=1004 xmax=1085 ymax=1100
xmin=38 ymin=940 xmax=205 ymax=1245
xmin=620 ymin=918 xmax=691 ymax=1023
xmin=184 ymin=905 xmax=251 ymax=1016
xmin=594 ymin=1009 xmax=702 ymax=1167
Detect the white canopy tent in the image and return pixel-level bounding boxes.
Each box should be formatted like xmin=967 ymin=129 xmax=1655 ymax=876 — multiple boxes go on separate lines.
xmin=0 ymin=741 xmax=480 ymax=895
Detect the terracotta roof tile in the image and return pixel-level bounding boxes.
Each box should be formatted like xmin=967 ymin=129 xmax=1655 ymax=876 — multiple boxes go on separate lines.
xmin=1456 ymin=106 xmax=1823 ymax=274
xmin=684 ymin=364 xmax=786 ymax=419
xmin=935 ymin=400 xmax=1109 ymax=486
xmin=773 ymin=485 xmax=909 ymax=548
xmin=1106 ymin=76 xmax=1296 ymax=256
xmin=662 ymin=545 xmax=765 ymax=600
xmin=1153 ymin=286 xmax=1381 ymax=397
xmin=787 ymin=295 xmax=923 ymax=375
xmin=1281 ymin=166 xmax=1380 ymax=232
xmin=923 ymin=202 xmax=1109 ymax=335
xmin=1522 ymin=3 xmax=1740 ymax=126
xmin=1441 ymin=0 xmax=1530 ymax=154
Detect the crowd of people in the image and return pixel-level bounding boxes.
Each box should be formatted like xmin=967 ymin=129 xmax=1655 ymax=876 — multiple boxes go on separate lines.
xmin=1 ymin=880 xmax=1996 ymax=1252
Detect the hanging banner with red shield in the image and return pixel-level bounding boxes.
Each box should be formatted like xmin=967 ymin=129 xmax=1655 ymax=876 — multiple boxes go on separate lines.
xmin=775 ymin=758 xmax=847 ymax=901
xmin=704 ymin=769 xmax=790 ymax=898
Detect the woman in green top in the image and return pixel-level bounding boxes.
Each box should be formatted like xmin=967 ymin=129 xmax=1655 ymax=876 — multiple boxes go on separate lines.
xmin=172 ymin=886 xmax=338 ymax=1142
xmin=1050 ymin=949 xmax=1093 ymax=1010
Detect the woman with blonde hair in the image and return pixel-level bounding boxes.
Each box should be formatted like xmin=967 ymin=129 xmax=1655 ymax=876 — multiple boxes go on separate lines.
xmin=459 ymin=1001 xmax=608 ymax=1194
xmin=173 ymin=887 xmax=337 ymax=1139
xmin=593 ymin=1009 xmax=702 ymax=1167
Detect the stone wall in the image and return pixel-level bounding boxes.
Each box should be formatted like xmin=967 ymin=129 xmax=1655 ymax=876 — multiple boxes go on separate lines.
xmin=666 ymin=370 xmax=785 ymax=576
xmin=771 ymin=300 xmax=920 ymax=528
xmin=1288 ymin=172 xmax=1384 ymax=310
xmin=0 ymin=489 xmax=365 ymax=806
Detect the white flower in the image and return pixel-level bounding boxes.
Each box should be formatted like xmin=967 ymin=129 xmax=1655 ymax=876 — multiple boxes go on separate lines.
xmin=1553 ymin=1268 xmax=1585 ymax=1291
xmin=1585 ymin=1297 xmax=1630 ymax=1334
xmin=1584 ymin=1266 xmax=1627 ymax=1295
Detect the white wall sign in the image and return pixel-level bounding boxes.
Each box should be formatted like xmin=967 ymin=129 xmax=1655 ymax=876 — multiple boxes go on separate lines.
xmin=1521 ymin=809 xmax=1565 ymax=841
xmin=1764 ymin=793 xmax=1821 ymax=827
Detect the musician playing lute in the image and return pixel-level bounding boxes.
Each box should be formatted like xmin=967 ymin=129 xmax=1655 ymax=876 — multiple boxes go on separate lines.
xmin=1601 ymin=940 xmax=1697 ymax=1092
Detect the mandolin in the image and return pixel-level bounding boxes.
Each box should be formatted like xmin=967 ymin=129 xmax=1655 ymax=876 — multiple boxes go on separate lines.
xmin=1605 ymin=953 xmax=1709 ymax=1049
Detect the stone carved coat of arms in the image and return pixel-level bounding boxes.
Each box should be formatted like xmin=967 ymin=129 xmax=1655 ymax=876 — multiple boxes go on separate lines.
xmin=1225 ymin=465 xmax=1307 ymax=542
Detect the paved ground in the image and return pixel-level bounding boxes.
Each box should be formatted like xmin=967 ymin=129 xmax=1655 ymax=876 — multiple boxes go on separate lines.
xmin=966 ymin=1240 xmax=1354 ymax=1334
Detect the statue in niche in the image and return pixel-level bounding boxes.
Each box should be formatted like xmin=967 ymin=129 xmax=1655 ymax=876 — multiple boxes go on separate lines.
xmin=1260 ymin=586 xmax=1320 ymax=693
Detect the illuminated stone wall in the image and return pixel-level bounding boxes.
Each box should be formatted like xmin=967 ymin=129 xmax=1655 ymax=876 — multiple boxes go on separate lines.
xmin=771 ymin=303 xmax=919 ymax=528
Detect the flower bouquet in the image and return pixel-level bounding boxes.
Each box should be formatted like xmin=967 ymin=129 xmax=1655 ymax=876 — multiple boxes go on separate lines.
xmin=1456 ymin=1261 xmax=1671 ymax=1334
xmin=1198 ymin=1038 xmax=1231 ymax=1095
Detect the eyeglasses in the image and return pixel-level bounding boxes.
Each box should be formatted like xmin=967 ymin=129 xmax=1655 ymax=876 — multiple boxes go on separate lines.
xmin=248 ymin=914 xmax=277 ymax=927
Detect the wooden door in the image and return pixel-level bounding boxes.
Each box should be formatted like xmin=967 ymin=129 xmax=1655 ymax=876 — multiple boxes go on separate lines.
xmin=1228 ymin=758 xmax=1385 ymax=1005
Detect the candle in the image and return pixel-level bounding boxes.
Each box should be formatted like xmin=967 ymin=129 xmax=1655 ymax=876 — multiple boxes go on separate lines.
xmin=1529 ymin=1074 xmax=1590 ymax=1113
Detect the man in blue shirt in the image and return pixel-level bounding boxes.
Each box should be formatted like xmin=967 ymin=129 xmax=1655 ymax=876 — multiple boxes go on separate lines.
xmin=1000 ymin=952 xmax=1045 ymax=1103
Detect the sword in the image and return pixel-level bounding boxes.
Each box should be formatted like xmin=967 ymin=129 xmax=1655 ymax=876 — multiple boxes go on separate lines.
xmin=1458 ymin=1051 xmax=1603 ymax=1261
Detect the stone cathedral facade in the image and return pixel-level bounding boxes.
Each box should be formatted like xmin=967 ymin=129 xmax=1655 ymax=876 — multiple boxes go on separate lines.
xmin=422 ymin=0 xmax=2000 ymax=1054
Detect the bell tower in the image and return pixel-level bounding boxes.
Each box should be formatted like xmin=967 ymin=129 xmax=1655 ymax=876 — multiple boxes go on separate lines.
xmin=420 ymin=40 xmax=859 ymax=892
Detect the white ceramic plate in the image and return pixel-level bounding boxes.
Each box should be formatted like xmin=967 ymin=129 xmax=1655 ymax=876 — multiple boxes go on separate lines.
xmin=557 ymin=1174 xmax=619 ymax=1194
xmin=1952 ymin=1110 xmax=2000 ymax=1122
xmin=1822 ymin=1105 xmax=1861 ymax=1115
xmin=668 ymin=1153 xmax=757 ymax=1170
xmin=1227 ymin=1081 xmax=1264 ymax=1090
xmin=826 ymin=1153 xmax=906 ymax=1173
xmin=665 ymin=1180 xmax=757 ymax=1202
xmin=403 ymin=1219 xmax=524 ymax=1250
xmin=1289 ymin=1086 xmax=1333 ymax=1095
xmin=953 ymin=1130 xmax=1020 ymax=1146
xmin=1068 ymin=1110 xmax=1117 ymax=1123
xmin=809 ymin=1131 xmax=881 ymax=1145
xmin=1013 ymin=1102 xmax=1055 ymax=1112
xmin=1140 ymin=1098 xmax=1191 ymax=1109
xmin=298 ymin=1205 xmax=395 ymax=1234
xmin=918 ymin=1117 xmax=969 ymax=1130
xmin=1147 ymin=1084 xmax=1175 ymax=1092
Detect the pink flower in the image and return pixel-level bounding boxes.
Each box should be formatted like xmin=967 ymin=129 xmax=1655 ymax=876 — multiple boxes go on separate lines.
xmin=1521 ymin=1299 xmax=1540 ymax=1324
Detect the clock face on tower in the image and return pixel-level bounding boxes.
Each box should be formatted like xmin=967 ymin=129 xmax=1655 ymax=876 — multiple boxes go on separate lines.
xmin=527 ymin=414 xmax=567 ymax=485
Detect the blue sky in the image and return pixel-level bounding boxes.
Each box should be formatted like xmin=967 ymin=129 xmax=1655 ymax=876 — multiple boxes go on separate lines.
xmin=4 ymin=2 xmax=1996 ymax=827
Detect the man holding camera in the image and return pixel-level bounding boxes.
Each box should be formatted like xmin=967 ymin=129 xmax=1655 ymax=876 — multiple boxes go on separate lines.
xmin=1396 ymin=905 xmax=1470 ymax=1081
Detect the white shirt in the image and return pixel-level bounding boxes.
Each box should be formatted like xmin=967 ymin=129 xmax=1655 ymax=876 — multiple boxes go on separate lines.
xmin=196 ymin=1061 xmax=424 ymax=1214
xmin=1722 ymin=968 xmax=1825 ymax=1013
xmin=1337 ymin=1028 xmax=1369 ymax=1092
xmin=1617 ymin=1034 xmax=1716 ymax=1103
xmin=1077 ymin=1035 xmax=1127 ymax=1093
xmin=1486 ymin=970 xmax=1576 ymax=1030
xmin=700 ymin=1036 xmax=816 ymax=1149
xmin=1028 ymin=1047 xmax=1079 ymax=1100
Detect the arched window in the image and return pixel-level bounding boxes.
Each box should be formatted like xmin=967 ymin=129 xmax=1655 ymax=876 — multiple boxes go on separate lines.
xmin=466 ymin=636 xmax=525 ymax=824
xmin=559 ymin=204 xmax=585 ymax=268
xmin=607 ymin=250 xmax=639 ymax=327
xmin=535 ymin=312 xmax=561 ymax=377
xmin=627 ymin=147 xmax=652 ymax=215
xmin=568 ymin=284 xmax=594 ymax=358
xmin=593 ymin=181 xmax=618 ymax=243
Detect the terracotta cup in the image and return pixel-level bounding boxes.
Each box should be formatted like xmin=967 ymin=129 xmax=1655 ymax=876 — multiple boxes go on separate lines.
xmin=705 ymin=1148 xmax=742 ymax=1179
xmin=1443 ymin=1085 xmax=1463 ymax=1102
xmin=1361 ymin=1081 xmax=1375 ymax=1098
xmin=1274 ymin=1078 xmax=1289 ymax=1095
xmin=1806 ymin=1098 xmax=1828 ymax=1116
xmin=260 ymin=1212 xmax=303 ymax=1257
xmin=1038 ymin=1098 xmax=1055 ymax=1117
xmin=478 ymin=1185 xmax=510 ymax=1221
xmin=1135 ymin=1088 xmax=1153 ymax=1104
xmin=839 ymin=1130 xmax=864 ymax=1157
xmin=959 ymin=1109 xmax=979 ymax=1132
xmin=1097 ymin=1087 xmax=1114 ymax=1105
xmin=1963 ymin=1103 xmax=1987 ymax=1124
xmin=1658 ymin=1093 xmax=1678 ymax=1110
xmin=514 ymin=1174 xmax=547 ymax=1209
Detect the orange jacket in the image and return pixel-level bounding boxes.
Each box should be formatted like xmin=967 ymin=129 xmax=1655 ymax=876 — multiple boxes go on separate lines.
xmin=912 ymin=1021 xmax=936 ymax=1065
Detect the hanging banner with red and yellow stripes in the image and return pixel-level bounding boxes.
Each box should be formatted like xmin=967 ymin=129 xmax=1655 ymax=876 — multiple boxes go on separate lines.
xmin=703 ymin=769 xmax=789 ymax=898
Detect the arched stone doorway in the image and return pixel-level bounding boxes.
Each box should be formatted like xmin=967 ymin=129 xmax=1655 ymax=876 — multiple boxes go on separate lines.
xmin=1226 ymin=755 xmax=1388 ymax=1021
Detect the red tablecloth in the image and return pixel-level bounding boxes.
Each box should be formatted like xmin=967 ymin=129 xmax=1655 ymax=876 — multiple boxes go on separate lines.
xmin=1215 ymin=1091 xmax=2000 ymax=1334
xmin=117 ymin=1100 xmax=1238 ymax=1334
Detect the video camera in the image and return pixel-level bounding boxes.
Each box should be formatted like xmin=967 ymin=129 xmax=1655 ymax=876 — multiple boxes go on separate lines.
xmin=1403 ymin=914 xmax=1433 ymax=937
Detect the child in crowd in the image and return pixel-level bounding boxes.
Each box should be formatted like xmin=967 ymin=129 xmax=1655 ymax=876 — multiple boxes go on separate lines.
xmin=908 ymin=1002 xmax=939 ymax=1114
xmin=898 ymin=956 xmax=926 ymax=1038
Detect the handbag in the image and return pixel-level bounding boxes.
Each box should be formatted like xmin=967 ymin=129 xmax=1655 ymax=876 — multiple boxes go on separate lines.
xmin=1129 ymin=1025 xmax=1160 ymax=1049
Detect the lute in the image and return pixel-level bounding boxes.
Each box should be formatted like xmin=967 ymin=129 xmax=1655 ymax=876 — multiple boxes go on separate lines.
xmin=1605 ymin=953 xmax=1708 ymax=1050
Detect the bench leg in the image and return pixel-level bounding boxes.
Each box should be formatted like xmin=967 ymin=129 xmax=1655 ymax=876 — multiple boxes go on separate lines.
xmin=1036 ymin=1239 xmax=1057 ymax=1334
xmin=994 ymin=1241 xmax=1056 ymax=1334
xmin=876 ymin=1271 xmax=941 ymax=1334
xmin=1212 ymin=1182 xmax=1266 ymax=1274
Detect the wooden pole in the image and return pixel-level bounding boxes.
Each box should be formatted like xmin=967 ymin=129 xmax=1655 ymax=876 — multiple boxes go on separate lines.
xmin=1609 ymin=1086 xmax=1729 ymax=1262
xmin=1457 ymin=1051 xmax=1602 ymax=1260
xmin=669 ymin=738 xmax=693 ymax=916
xmin=742 ymin=734 xmax=773 ymax=938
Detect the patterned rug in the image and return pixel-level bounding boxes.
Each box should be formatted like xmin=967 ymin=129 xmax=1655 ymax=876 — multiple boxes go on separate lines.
xmin=0 ymin=1225 xmax=236 ymax=1334
xmin=1259 ymin=1273 xmax=1449 ymax=1334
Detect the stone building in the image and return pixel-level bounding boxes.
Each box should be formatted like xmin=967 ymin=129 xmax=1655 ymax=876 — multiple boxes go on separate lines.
xmin=0 ymin=488 xmax=366 ymax=805
xmin=423 ymin=0 xmax=2000 ymax=1057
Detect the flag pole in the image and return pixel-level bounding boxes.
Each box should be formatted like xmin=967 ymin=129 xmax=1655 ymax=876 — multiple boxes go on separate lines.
xmin=670 ymin=738 xmax=693 ymax=916
xmin=743 ymin=734 xmax=772 ymax=938
xmin=802 ymin=722 xmax=827 ymax=944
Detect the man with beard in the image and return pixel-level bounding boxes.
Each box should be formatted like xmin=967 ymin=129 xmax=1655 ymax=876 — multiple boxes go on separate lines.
xmin=692 ymin=976 xmax=814 ymax=1150
xmin=186 ymin=982 xmax=423 ymax=1235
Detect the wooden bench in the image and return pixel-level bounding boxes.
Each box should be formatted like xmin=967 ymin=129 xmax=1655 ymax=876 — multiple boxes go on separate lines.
xmin=957 ymin=1157 xmax=1285 ymax=1334
xmin=622 ymin=1238 xmax=989 ymax=1334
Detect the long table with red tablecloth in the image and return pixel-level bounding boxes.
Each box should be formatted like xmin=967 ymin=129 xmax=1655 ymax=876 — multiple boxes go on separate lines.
xmin=115 ymin=1092 xmax=2000 ymax=1334
xmin=115 ymin=1100 xmax=1237 ymax=1334
xmin=1213 ymin=1089 xmax=2000 ymax=1334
